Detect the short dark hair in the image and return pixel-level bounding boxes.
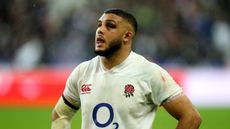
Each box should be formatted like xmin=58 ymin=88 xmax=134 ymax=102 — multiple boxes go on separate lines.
xmin=104 ymin=8 xmax=138 ymax=34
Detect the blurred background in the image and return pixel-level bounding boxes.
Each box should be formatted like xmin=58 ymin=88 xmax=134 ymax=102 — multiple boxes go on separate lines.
xmin=0 ymin=0 xmax=230 ymax=129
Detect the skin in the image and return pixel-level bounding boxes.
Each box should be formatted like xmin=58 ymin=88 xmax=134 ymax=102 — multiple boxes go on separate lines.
xmin=95 ymin=13 xmax=134 ymax=69
xmin=52 ymin=13 xmax=202 ymax=129
xmin=163 ymin=95 xmax=202 ymax=129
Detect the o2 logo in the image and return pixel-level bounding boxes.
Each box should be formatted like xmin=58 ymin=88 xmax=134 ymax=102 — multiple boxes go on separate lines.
xmin=92 ymin=103 xmax=119 ymax=129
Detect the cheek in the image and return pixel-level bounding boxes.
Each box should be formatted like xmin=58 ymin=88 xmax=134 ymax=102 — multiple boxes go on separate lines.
xmin=110 ymin=32 xmax=123 ymax=40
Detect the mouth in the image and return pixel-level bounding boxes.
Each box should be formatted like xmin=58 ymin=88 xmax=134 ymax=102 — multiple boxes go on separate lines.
xmin=96 ymin=36 xmax=105 ymax=44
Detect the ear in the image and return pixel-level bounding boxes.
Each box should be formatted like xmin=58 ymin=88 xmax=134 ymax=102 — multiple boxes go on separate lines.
xmin=123 ymin=31 xmax=133 ymax=43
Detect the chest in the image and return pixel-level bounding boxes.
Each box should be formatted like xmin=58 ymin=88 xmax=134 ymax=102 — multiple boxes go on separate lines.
xmin=78 ymin=72 xmax=154 ymax=113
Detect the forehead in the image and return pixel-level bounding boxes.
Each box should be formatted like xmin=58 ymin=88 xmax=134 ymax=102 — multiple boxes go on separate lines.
xmin=98 ymin=13 xmax=125 ymax=23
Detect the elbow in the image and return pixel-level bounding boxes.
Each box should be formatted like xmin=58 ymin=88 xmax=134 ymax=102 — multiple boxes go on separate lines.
xmin=51 ymin=109 xmax=71 ymax=129
xmin=52 ymin=109 xmax=60 ymax=121
xmin=188 ymin=111 xmax=202 ymax=128
xmin=193 ymin=112 xmax=202 ymax=127
xmin=179 ymin=110 xmax=202 ymax=128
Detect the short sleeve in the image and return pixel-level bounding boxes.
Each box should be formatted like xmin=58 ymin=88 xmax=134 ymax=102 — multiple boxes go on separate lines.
xmin=63 ymin=65 xmax=81 ymax=107
xmin=150 ymin=65 xmax=183 ymax=106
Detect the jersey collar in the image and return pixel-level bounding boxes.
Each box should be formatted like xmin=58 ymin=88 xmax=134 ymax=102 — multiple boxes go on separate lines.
xmin=99 ymin=51 xmax=135 ymax=73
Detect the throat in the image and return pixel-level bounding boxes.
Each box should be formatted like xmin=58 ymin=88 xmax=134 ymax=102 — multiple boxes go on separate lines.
xmin=100 ymin=51 xmax=131 ymax=70
xmin=100 ymin=57 xmax=118 ymax=70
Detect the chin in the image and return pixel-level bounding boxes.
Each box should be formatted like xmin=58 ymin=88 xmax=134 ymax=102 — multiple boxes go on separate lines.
xmin=95 ymin=50 xmax=107 ymax=56
xmin=95 ymin=50 xmax=103 ymax=54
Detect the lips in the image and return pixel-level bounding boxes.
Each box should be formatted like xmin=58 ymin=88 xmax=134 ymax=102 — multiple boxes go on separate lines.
xmin=96 ymin=36 xmax=105 ymax=44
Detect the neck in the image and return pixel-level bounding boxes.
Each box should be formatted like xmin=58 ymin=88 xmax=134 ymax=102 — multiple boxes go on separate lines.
xmin=100 ymin=49 xmax=131 ymax=70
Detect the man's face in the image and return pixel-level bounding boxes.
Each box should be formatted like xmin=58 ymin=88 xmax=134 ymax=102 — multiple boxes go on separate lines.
xmin=95 ymin=13 xmax=127 ymax=56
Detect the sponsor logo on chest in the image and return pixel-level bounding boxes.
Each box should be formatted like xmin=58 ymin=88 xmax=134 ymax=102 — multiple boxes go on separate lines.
xmin=81 ymin=84 xmax=92 ymax=94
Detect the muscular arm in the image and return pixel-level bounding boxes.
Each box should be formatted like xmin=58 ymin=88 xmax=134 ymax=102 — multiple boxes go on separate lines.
xmin=162 ymin=94 xmax=202 ymax=129
xmin=51 ymin=96 xmax=79 ymax=129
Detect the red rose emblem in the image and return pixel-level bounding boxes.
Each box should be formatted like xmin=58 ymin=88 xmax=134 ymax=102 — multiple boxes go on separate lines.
xmin=124 ymin=84 xmax=135 ymax=97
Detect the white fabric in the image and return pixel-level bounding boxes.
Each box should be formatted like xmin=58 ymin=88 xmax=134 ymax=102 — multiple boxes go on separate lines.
xmin=51 ymin=118 xmax=71 ymax=129
xmin=63 ymin=51 xmax=182 ymax=129
xmin=52 ymin=97 xmax=76 ymax=129
xmin=54 ymin=97 xmax=76 ymax=120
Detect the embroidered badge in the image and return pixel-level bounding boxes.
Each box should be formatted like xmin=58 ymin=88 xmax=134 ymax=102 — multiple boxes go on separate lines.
xmin=81 ymin=84 xmax=92 ymax=94
xmin=124 ymin=84 xmax=135 ymax=98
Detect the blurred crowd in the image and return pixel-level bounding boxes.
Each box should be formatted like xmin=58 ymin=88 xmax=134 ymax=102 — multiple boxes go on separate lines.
xmin=0 ymin=0 xmax=230 ymax=69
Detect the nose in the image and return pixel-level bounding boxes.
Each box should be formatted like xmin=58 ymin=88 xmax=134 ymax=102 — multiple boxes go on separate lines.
xmin=97 ymin=26 xmax=105 ymax=35
xmin=97 ymin=29 xmax=102 ymax=35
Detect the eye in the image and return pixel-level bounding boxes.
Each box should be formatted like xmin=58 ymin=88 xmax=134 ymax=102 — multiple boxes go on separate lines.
xmin=106 ymin=22 xmax=116 ymax=28
xmin=97 ymin=22 xmax=102 ymax=27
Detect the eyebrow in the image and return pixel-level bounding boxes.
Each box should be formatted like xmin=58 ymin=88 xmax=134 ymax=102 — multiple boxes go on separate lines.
xmin=98 ymin=19 xmax=117 ymax=24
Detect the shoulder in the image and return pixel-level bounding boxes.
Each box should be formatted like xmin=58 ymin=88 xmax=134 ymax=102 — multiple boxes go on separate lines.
xmin=70 ymin=56 xmax=100 ymax=76
xmin=132 ymin=52 xmax=163 ymax=73
xmin=132 ymin=52 xmax=176 ymax=84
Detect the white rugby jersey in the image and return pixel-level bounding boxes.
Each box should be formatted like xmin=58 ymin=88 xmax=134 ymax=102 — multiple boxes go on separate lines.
xmin=63 ymin=51 xmax=182 ymax=129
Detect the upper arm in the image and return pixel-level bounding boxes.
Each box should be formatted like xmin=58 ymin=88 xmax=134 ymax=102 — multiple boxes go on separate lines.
xmin=150 ymin=64 xmax=183 ymax=105
xmin=162 ymin=94 xmax=200 ymax=121
xmin=62 ymin=63 xmax=84 ymax=108
xmin=52 ymin=64 xmax=83 ymax=122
